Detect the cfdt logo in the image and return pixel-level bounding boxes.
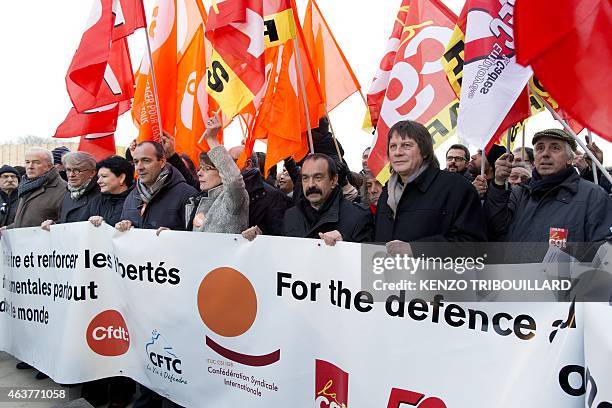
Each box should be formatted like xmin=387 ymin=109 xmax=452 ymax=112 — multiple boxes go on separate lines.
xmin=198 ymin=267 xmax=280 ymax=366
xmin=315 ymin=359 xmax=349 ymax=408
xmin=86 ymin=310 xmax=130 ymax=356
xmin=387 ymin=388 xmax=447 ymax=408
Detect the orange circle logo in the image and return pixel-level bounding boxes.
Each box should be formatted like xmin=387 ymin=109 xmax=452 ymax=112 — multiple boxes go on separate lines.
xmin=197 ymin=267 xmax=257 ymax=337
xmin=86 ymin=310 xmax=130 ymax=356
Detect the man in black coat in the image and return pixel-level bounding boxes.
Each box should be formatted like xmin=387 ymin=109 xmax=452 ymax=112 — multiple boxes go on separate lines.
xmin=374 ymin=120 xmax=487 ymax=253
xmin=0 ymin=165 xmax=20 ymax=227
xmin=229 ymin=146 xmax=290 ymax=236
xmin=282 ymin=154 xmax=373 ymax=245
xmin=117 ymin=141 xmax=197 ymax=232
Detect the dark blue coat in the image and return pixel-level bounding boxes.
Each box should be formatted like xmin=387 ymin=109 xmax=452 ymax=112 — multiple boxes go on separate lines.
xmin=120 ymin=166 xmax=197 ymax=230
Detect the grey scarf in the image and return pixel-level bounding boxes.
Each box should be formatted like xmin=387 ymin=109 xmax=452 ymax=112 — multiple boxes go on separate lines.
xmin=386 ymin=164 xmax=428 ymax=216
xmin=136 ymin=165 xmax=171 ymax=204
xmin=18 ymin=168 xmax=57 ymax=199
xmin=67 ymin=178 xmax=94 ymax=200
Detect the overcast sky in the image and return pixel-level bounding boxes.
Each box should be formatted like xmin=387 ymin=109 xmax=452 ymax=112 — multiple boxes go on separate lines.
xmin=0 ymin=0 xmax=608 ymax=169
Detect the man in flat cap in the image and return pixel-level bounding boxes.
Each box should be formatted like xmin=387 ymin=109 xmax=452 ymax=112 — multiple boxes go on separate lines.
xmin=0 ymin=165 xmax=19 ymax=227
xmin=485 ymin=129 xmax=612 ymax=244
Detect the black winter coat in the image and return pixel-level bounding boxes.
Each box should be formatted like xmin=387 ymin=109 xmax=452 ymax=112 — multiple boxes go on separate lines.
xmin=88 ymin=187 xmax=134 ymax=226
xmin=59 ymin=179 xmax=101 ymax=223
xmin=120 ymin=166 xmax=197 ymax=230
xmin=0 ymin=189 xmax=19 ymax=227
xmin=283 ymin=187 xmax=374 ymax=242
xmin=375 ymin=166 xmax=487 ymax=243
xmin=243 ymin=169 xmax=290 ymax=236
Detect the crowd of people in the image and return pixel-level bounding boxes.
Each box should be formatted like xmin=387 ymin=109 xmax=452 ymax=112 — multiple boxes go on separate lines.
xmin=1 ymin=115 xmax=612 ymax=406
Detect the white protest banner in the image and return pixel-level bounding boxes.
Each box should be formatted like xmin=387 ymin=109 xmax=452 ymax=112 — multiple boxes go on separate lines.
xmin=0 ymin=222 xmax=608 ymax=407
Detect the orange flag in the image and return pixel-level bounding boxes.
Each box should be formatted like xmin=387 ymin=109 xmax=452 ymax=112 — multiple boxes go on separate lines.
xmin=132 ymin=0 xmax=221 ymax=164
xmin=302 ymin=0 xmax=360 ymax=113
xmin=175 ymin=1 xmax=223 ymax=164
xmin=132 ymin=0 xmax=178 ymax=142
xmin=241 ymin=0 xmax=324 ymax=175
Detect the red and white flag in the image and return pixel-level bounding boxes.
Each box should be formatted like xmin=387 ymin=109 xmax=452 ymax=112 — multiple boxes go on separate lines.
xmin=365 ymin=0 xmax=458 ymax=180
xmin=456 ymin=0 xmax=532 ymax=150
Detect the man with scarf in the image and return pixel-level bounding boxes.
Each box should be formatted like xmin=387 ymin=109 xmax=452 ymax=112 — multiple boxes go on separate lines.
xmin=374 ymin=120 xmax=487 ymax=253
xmin=0 ymin=165 xmax=20 ymax=227
xmin=3 ymin=148 xmax=66 ymax=229
xmin=41 ymin=151 xmax=100 ymax=229
xmin=486 ymin=129 xmax=612 ymax=243
xmin=281 ymin=153 xmax=373 ymax=245
xmin=116 ymin=141 xmax=197 ymax=232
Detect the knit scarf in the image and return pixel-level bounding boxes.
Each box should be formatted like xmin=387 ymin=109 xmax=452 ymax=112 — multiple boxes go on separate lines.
xmin=386 ymin=164 xmax=428 ymax=216
xmin=529 ymin=167 xmax=576 ymax=200
xmin=136 ymin=165 xmax=171 ymax=204
xmin=18 ymin=168 xmax=56 ymax=199
xmin=67 ymin=178 xmax=94 ymax=200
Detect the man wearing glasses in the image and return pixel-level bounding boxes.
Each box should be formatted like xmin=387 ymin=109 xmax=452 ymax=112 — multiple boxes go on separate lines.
xmin=445 ymin=144 xmax=473 ymax=182
xmin=42 ymin=151 xmax=100 ymax=229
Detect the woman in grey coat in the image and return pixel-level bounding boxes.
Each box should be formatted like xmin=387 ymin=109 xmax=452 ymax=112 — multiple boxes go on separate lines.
xmin=182 ymin=114 xmax=249 ymax=234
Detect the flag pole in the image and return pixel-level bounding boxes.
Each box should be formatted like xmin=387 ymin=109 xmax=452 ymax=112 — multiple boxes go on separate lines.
xmin=521 ymin=124 xmax=525 ymax=162
xmin=480 ymin=145 xmax=486 ymax=177
xmin=143 ymin=21 xmax=163 ymax=143
xmin=529 ymin=84 xmax=612 ymax=185
xmin=324 ymin=107 xmax=342 ymax=158
xmin=587 ymin=130 xmax=598 ymax=185
xmin=292 ymin=37 xmax=315 ymax=153
xmin=238 ymin=115 xmax=248 ymax=145
xmin=505 ymin=128 xmax=511 ymax=189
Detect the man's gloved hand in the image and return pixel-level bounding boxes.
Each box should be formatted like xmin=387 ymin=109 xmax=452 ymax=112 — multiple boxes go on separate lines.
xmin=336 ymin=159 xmax=349 ymax=187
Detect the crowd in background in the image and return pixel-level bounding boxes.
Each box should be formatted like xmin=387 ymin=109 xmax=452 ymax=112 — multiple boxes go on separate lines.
xmin=1 ymin=115 xmax=612 ymax=407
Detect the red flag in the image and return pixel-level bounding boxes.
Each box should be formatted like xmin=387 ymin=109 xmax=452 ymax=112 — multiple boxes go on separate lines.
xmin=515 ymin=0 xmax=612 ymax=141
xmin=112 ymin=0 xmax=147 ymax=39
xmin=55 ymin=101 xmax=131 ymax=138
xmin=78 ymin=134 xmax=117 ymax=161
xmin=56 ymin=0 xmax=145 ymax=151
xmin=66 ymin=0 xmax=145 ymax=113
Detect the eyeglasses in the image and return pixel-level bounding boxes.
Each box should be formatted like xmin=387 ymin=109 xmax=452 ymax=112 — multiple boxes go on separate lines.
xmin=446 ymin=156 xmax=467 ymax=162
xmin=199 ymin=165 xmax=218 ymax=172
xmin=65 ymin=168 xmax=91 ymax=175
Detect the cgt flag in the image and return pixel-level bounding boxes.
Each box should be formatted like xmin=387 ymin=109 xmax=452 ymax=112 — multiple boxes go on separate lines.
xmin=365 ymin=0 xmax=458 ymax=181
xmin=455 ymin=0 xmax=532 ymax=151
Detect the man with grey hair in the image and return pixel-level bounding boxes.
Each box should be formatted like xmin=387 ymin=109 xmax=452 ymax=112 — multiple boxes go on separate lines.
xmin=42 ymin=151 xmax=100 ymax=228
xmin=2 ymin=147 xmax=66 ymax=229
xmin=486 ymin=128 xmax=612 ymax=243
